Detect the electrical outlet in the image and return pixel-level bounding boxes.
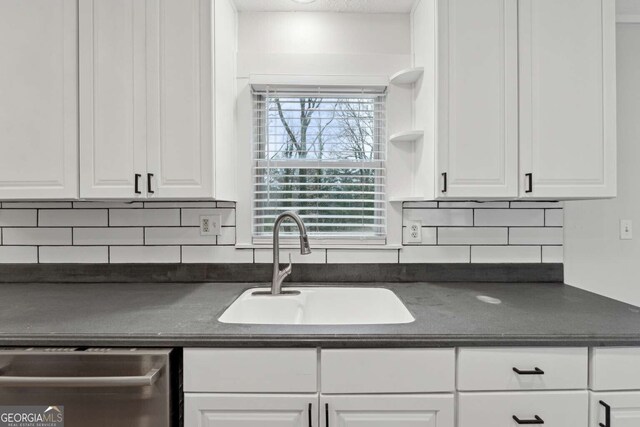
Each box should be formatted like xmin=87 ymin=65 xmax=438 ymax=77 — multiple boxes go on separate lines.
xmin=200 ymin=215 xmax=222 ymax=236
xmin=406 ymin=220 xmax=422 ymax=243
xmin=621 ymin=219 xmax=633 ymax=240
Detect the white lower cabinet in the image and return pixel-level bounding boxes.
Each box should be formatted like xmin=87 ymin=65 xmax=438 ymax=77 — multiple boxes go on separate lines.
xmin=590 ymin=392 xmax=640 ymax=427
xmin=184 ymin=347 xmax=640 ymax=427
xmin=322 ymin=394 xmax=454 ymax=427
xmin=185 ymin=394 xmax=317 ymax=427
xmin=459 ymin=391 xmax=588 ymax=427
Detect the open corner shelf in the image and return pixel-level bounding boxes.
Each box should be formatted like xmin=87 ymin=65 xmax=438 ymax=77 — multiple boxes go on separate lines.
xmin=389 ymin=67 xmax=424 ymax=85
xmin=389 ymin=130 xmax=424 ymax=143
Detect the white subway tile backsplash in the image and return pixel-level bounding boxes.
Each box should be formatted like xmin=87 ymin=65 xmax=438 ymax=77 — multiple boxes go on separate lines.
xmin=74 ymin=227 xmax=143 ymax=246
xmin=404 ymin=208 xmax=474 ymax=226
xmin=143 ymin=201 xmax=217 ymax=208
xmin=110 ymin=246 xmax=181 ymax=263
xmin=438 ymin=201 xmax=510 ymax=208
xmin=1 ymin=202 xmax=73 ymax=209
xmin=327 ymin=249 xmax=398 ymax=264
xmin=474 ymin=209 xmax=544 ymax=226
xmin=510 ymin=201 xmax=564 ymax=209
xmin=182 ymin=246 xmax=254 ymax=263
xmin=400 ymin=246 xmax=470 ymax=263
xmin=0 ymin=246 xmax=38 ymax=263
xmin=0 ymin=199 xmax=562 ymax=265
xmin=110 ymin=209 xmax=180 ymax=227
xmin=402 ymin=227 xmax=437 ymax=245
xmin=73 ymin=201 xmax=144 ymax=209
xmin=545 ymin=209 xmax=564 ymax=227
xmin=39 ymin=246 xmax=108 ymax=264
xmin=0 ymin=210 xmax=37 ymax=227
xmin=254 ymin=248 xmax=327 ymax=264
xmin=471 ymin=246 xmax=541 ymax=263
xmin=217 ymin=227 xmax=236 ymax=245
xmin=145 ymin=228 xmax=217 ymax=245
xmin=542 ymin=246 xmax=564 ymax=263
xmin=438 ymin=227 xmax=508 ymax=245
xmin=39 ymin=209 xmax=108 ymax=227
xmin=509 ymin=227 xmax=563 ymax=245
xmin=3 ymin=228 xmax=71 ymax=245
xmin=181 ymin=208 xmax=235 ymax=226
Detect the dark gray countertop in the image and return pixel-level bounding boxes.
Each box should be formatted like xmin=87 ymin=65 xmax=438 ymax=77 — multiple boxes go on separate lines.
xmin=1 ymin=281 xmax=639 ymax=348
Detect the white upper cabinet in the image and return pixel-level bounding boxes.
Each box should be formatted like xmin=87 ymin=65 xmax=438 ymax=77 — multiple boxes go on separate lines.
xmin=80 ymin=0 xmax=236 ymax=200
xmin=146 ymin=0 xmax=213 ymax=199
xmin=79 ymin=0 xmax=147 ymax=199
xmin=519 ymin=0 xmax=616 ymax=199
xmin=407 ymin=0 xmax=616 ymax=201
xmin=0 ymin=0 xmax=78 ymax=200
xmin=436 ymin=0 xmax=519 ymax=199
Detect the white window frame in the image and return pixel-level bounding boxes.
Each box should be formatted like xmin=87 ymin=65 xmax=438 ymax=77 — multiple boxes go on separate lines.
xmin=250 ymin=86 xmax=388 ymax=247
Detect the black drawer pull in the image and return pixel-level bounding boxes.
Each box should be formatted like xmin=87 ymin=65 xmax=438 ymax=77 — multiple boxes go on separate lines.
xmin=308 ymin=403 xmax=312 ymax=427
xmin=599 ymin=400 xmax=611 ymax=427
xmin=525 ymin=173 xmax=533 ymax=193
xmin=134 ymin=173 xmax=142 ymax=194
xmin=513 ymin=415 xmax=544 ymax=425
xmin=513 ymin=367 xmax=544 ymax=375
xmin=147 ymin=173 xmax=155 ymax=194
xmin=325 ymin=403 xmax=329 ymax=427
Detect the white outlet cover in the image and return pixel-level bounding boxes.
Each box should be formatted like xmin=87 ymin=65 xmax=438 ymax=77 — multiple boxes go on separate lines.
xmin=621 ymin=219 xmax=633 ymax=240
xmin=200 ymin=214 xmax=222 ymax=236
xmin=405 ymin=220 xmax=422 ymax=243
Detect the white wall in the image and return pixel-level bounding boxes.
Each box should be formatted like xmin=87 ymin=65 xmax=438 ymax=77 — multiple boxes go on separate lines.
xmin=564 ymin=24 xmax=640 ymax=305
xmin=234 ymin=11 xmax=413 ymax=246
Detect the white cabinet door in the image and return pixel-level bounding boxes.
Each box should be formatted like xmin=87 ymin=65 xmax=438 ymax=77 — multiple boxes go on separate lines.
xmin=322 ymin=394 xmax=454 ymax=427
xmin=146 ymin=0 xmax=213 ymax=199
xmin=185 ymin=394 xmax=317 ymax=427
xmin=0 ymin=0 xmax=78 ymax=199
xmin=436 ymin=0 xmax=518 ymax=199
xmin=79 ymin=0 xmax=147 ymax=199
xmin=519 ymin=0 xmax=616 ymax=199
xmin=591 ymin=392 xmax=640 ymax=427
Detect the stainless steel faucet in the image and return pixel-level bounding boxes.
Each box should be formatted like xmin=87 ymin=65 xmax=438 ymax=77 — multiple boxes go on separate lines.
xmin=270 ymin=211 xmax=311 ymax=295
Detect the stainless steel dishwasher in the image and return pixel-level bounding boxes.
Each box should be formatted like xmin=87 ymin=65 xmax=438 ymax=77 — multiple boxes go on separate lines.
xmin=0 ymin=348 xmax=178 ymax=427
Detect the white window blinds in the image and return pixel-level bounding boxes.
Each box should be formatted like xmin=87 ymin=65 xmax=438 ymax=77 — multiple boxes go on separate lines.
xmin=252 ymin=87 xmax=387 ymax=243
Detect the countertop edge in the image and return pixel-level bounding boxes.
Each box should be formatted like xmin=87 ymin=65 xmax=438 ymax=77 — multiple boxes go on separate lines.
xmin=2 ymin=334 xmax=640 ymax=348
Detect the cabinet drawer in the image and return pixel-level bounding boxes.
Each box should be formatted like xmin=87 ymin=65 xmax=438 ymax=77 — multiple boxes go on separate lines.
xmin=458 ymin=347 xmax=588 ymax=391
xmin=321 ymin=349 xmax=455 ymax=393
xmin=183 ymin=348 xmax=317 ymax=393
xmin=590 ymin=347 xmax=640 ymax=390
xmin=459 ymin=391 xmax=588 ymax=427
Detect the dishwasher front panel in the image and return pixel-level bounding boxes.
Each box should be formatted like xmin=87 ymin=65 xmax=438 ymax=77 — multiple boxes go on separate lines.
xmin=0 ymin=348 xmax=174 ymax=427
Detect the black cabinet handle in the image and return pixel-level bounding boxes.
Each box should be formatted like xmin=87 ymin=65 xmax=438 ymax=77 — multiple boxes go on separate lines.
xmin=525 ymin=173 xmax=533 ymax=193
xmin=134 ymin=174 xmax=142 ymax=194
xmin=599 ymin=400 xmax=611 ymax=427
xmin=513 ymin=415 xmax=544 ymax=425
xmin=308 ymin=403 xmax=312 ymax=427
xmin=325 ymin=403 xmax=329 ymax=427
xmin=147 ymin=173 xmax=154 ymax=194
xmin=441 ymin=172 xmax=448 ymax=193
xmin=513 ymin=367 xmax=545 ymax=375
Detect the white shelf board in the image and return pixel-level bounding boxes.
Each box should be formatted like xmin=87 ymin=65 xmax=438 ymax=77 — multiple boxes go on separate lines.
xmin=389 ymin=130 xmax=424 ymax=143
xmin=389 ymin=67 xmax=424 ymax=85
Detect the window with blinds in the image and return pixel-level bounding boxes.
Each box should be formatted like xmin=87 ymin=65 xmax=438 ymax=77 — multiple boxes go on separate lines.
xmin=252 ymin=87 xmax=387 ymax=244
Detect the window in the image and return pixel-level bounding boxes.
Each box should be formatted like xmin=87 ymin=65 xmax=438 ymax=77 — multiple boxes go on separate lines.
xmin=252 ymin=87 xmax=387 ymax=244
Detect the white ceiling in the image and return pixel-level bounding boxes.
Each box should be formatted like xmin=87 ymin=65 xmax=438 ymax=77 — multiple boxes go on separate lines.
xmin=233 ymin=0 xmax=417 ymax=14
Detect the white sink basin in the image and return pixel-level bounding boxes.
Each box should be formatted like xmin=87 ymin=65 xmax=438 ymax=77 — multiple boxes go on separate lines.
xmin=218 ymin=287 xmax=415 ymax=325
